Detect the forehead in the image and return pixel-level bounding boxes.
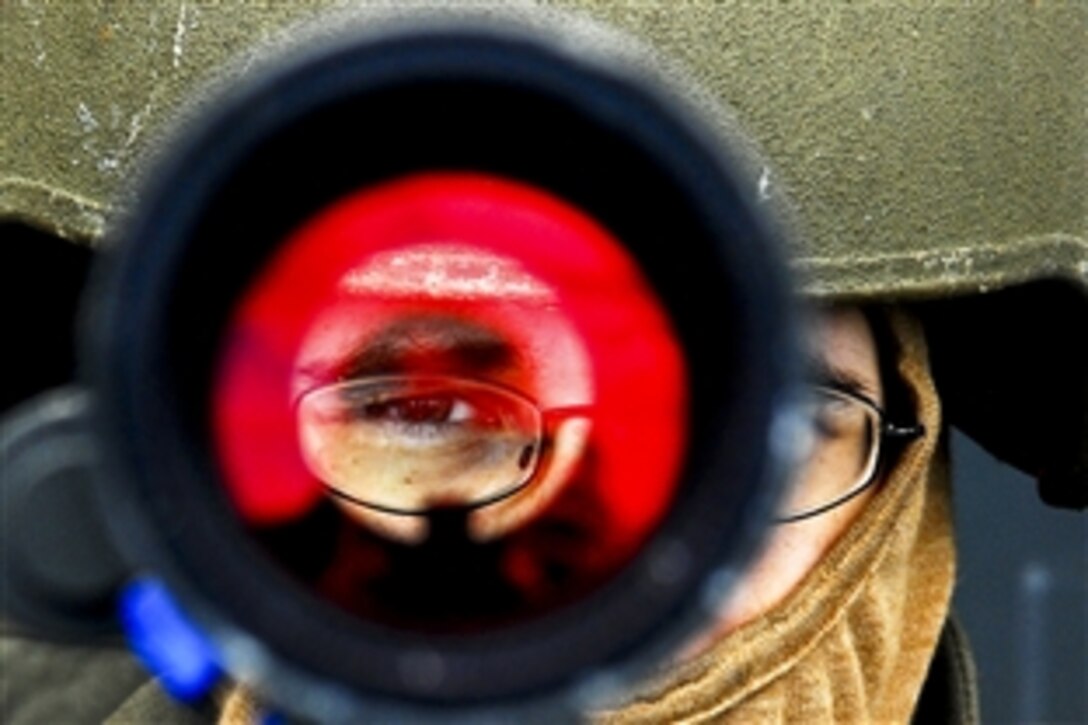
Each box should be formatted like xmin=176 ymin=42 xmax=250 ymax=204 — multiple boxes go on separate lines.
xmin=337 ymin=315 xmax=515 ymax=376
xmin=806 ymin=306 xmax=883 ymax=399
xmin=292 ymin=298 xmax=588 ymax=391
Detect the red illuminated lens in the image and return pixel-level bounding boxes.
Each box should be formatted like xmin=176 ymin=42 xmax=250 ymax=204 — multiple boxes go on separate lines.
xmin=212 ymin=173 xmax=688 ymax=628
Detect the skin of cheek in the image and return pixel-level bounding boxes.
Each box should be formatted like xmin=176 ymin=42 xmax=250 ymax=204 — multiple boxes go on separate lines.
xmin=712 ymin=486 xmax=876 ymax=635
xmin=465 ymin=308 xmax=595 ymax=540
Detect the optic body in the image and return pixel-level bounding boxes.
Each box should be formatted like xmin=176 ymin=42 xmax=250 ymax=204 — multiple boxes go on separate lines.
xmin=2 ymin=8 xmax=803 ymax=721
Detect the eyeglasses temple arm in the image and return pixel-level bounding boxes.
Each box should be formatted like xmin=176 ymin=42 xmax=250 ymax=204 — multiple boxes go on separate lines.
xmin=883 ymin=422 xmax=926 ymax=440
xmin=541 ymin=405 xmax=595 ymax=424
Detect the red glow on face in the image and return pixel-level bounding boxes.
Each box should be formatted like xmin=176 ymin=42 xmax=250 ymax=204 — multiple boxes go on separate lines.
xmin=213 ymin=174 xmax=687 ymax=574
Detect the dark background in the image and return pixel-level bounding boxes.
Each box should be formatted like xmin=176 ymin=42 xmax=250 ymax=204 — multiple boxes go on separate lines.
xmin=951 ymin=430 xmax=1087 ymax=723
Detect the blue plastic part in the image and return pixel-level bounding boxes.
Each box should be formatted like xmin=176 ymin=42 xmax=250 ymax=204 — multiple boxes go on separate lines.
xmin=260 ymin=711 xmax=287 ymax=725
xmin=119 ymin=577 xmax=223 ymax=703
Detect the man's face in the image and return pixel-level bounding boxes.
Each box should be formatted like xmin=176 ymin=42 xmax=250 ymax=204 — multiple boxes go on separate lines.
xmin=292 ymin=289 xmax=596 ymax=543
xmin=686 ymin=306 xmax=886 ymax=651
xmin=294 ymin=297 xmax=888 ymax=644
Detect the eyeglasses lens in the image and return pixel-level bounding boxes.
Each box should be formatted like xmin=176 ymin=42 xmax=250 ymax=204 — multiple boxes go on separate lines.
xmin=779 ymin=388 xmax=880 ymax=520
xmin=298 ymin=378 xmax=543 ymax=513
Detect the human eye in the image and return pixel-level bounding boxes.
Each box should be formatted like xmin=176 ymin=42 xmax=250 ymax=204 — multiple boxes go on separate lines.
xmin=806 ymin=388 xmax=860 ymax=441
xmin=297 ymin=378 xmax=543 ymax=511
xmin=346 ymin=390 xmax=480 ymax=439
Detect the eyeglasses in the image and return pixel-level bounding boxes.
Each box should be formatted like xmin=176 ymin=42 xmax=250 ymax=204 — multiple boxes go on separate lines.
xmin=297 ymin=375 xmax=922 ymax=523
xmin=776 ymin=383 xmax=925 ymax=523
xmin=296 ymin=374 xmax=590 ymax=515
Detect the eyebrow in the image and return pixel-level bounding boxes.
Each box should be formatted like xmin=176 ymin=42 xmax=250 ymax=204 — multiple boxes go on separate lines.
xmin=805 ymin=354 xmax=881 ymax=403
xmin=337 ymin=316 xmax=518 ymax=380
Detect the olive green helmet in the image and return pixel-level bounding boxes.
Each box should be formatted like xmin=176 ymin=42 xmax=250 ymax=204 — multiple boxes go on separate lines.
xmin=3 ymin=0 xmax=1085 ymax=505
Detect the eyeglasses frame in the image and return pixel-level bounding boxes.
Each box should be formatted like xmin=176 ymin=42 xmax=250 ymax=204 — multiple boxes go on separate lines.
xmin=296 ymin=373 xmax=593 ymax=517
xmin=774 ymin=382 xmax=925 ymax=524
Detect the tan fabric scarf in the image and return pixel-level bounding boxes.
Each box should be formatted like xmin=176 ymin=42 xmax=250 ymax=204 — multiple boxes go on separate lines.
xmin=220 ymin=311 xmax=953 ymax=724
xmin=595 ymin=310 xmax=955 ymax=723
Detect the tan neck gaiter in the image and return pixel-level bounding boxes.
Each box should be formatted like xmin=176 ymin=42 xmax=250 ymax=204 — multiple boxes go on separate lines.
xmin=595 ymin=310 xmax=955 ymax=723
